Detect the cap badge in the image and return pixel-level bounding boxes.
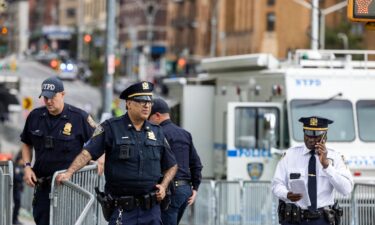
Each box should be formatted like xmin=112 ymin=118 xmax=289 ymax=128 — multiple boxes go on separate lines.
xmin=309 ymin=117 xmax=318 ymax=126
xmin=147 ymin=131 xmax=156 ymax=140
xmin=63 ymin=123 xmax=72 ymax=135
xmin=142 ymin=82 xmax=149 ymax=90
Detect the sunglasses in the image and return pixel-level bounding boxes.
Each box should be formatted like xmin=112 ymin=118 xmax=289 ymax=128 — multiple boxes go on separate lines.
xmin=304 ymin=130 xmax=326 ymax=137
xmin=132 ymin=99 xmax=153 ymax=106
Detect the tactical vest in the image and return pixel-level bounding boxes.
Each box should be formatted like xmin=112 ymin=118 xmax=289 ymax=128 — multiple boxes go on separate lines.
xmin=105 ymin=118 xmax=164 ymax=193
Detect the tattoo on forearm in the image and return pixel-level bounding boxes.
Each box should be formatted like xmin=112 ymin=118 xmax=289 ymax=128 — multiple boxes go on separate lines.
xmin=67 ymin=150 xmax=92 ymax=174
xmin=161 ymin=165 xmax=178 ymax=187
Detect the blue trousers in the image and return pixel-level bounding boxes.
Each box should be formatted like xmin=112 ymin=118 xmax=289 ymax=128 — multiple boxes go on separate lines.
xmin=108 ymin=204 xmax=162 ymax=225
xmin=281 ymin=218 xmax=330 ymax=225
xmin=33 ymin=187 xmax=50 ymax=225
xmin=161 ymin=185 xmax=192 ymax=225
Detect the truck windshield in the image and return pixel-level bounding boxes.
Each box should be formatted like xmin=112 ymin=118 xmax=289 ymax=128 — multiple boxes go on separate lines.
xmin=290 ymin=99 xmax=355 ymax=142
xmin=357 ymin=100 xmax=375 ymax=142
xmin=234 ymin=107 xmax=280 ymax=149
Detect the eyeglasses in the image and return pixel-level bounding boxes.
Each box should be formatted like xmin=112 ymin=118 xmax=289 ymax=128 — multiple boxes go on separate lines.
xmin=304 ymin=130 xmax=326 ymax=137
xmin=132 ymin=99 xmax=153 ymax=106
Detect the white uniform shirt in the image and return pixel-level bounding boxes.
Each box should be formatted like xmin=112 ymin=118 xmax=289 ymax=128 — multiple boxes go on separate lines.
xmin=272 ymin=145 xmax=353 ymax=209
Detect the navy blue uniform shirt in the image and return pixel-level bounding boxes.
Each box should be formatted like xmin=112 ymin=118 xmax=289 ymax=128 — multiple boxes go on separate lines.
xmin=20 ymin=104 xmax=95 ymax=177
xmin=159 ymin=119 xmax=202 ymax=190
xmin=84 ymin=113 xmax=177 ymax=196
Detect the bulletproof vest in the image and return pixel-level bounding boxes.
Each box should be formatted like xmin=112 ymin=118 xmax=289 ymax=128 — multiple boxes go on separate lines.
xmin=106 ymin=119 xmax=163 ymax=189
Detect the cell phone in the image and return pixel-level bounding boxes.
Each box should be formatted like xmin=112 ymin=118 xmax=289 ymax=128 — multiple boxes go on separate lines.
xmin=289 ymin=173 xmax=301 ymax=179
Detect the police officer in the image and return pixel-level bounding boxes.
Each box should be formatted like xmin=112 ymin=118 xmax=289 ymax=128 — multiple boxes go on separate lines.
xmin=272 ymin=116 xmax=353 ymax=225
xmin=56 ymin=81 xmax=178 ymax=225
xmin=21 ymin=77 xmax=96 ymax=225
xmin=149 ymin=98 xmax=203 ymax=225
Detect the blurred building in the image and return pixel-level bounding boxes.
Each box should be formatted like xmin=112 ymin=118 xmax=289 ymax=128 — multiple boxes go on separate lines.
xmin=118 ymin=0 xmax=168 ymax=80
xmin=5 ymin=0 xmax=29 ymax=55
xmin=58 ymin=0 xmax=78 ymax=27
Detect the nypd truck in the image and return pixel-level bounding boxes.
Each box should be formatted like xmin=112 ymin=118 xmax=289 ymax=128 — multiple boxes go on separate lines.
xmin=163 ymin=49 xmax=375 ymax=182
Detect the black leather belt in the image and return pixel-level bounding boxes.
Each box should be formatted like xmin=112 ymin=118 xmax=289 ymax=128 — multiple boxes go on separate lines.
xmin=301 ymin=208 xmax=324 ymax=220
xmin=174 ymin=180 xmax=191 ymax=187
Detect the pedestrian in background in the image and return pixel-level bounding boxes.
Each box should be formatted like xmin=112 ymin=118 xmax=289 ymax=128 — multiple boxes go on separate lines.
xmin=13 ymin=150 xmax=24 ymax=225
xmin=272 ymin=116 xmax=353 ymax=225
xmin=56 ymin=81 xmax=178 ymax=225
xmin=149 ymin=98 xmax=203 ymax=225
xmin=20 ymin=77 xmax=96 ymax=225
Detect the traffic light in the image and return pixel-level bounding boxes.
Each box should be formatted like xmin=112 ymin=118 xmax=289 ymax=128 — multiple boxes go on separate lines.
xmin=22 ymin=97 xmax=33 ymax=111
xmin=84 ymin=34 xmax=92 ymax=43
xmin=347 ymin=0 xmax=375 ymax=22
xmin=1 ymin=27 xmax=7 ymax=35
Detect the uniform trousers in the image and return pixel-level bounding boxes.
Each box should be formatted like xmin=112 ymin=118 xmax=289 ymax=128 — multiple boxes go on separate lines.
xmin=281 ymin=218 xmax=330 ymax=225
xmin=33 ymin=187 xmax=51 ymax=225
xmin=161 ymin=184 xmax=192 ymax=225
xmin=109 ymin=204 xmax=162 ymax=225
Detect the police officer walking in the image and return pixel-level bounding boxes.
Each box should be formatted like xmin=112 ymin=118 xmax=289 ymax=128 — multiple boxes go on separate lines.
xmin=56 ymin=81 xmax=178 ymax=225
xmin=21 ymin=77 xmax=96 ymax=225
xmin=149 ymin=98 xmax=203 ymax=225
xmin=272 ymin=116 xmax=353 ymax=225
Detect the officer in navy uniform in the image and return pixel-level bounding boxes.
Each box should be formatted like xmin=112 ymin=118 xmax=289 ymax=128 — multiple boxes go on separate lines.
xmin=56 ymin=81 xmax=178 ymax=225
xmin=21 ymin=77 xmax=96 ymax=225
xmin=272 ymin=116 xmax=353 ymax=225
xmin=149 ymin=98 xmax=203 ymax=225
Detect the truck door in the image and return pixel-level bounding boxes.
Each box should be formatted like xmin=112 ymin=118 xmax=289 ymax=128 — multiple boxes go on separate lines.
xmin=226 ymin=102 xmax=284 ymax=181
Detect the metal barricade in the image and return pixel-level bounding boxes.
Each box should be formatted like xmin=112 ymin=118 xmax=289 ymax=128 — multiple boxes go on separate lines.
xmin=0 ymin=160 xmax=13 ymax=225
xmin=334 ymin=190 xmax=352 ymax=225
xmin=242 ymin=181 xmax=278 ymax=225
xmin=216 ymin=181 xmax=242 ymax=225
xmin=352 ymin=183 xmax=375 ymax=225
xmin=50 ymin=164 xmax=100 ymax=225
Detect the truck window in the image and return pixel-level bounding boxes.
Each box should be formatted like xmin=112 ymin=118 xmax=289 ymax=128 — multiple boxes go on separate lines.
xmin=290 ymin=99 xmax=355 ymax=142
xmin=357 ymin=100 xmax=375 ymax=142
xmin=234 ymin=107 xmax=280 ymax=149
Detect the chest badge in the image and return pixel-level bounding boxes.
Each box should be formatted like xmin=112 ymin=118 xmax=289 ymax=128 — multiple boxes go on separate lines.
xmin=147 ymin=131 xmax=156 ymax=140
xmin=63 ymin=123 xmax=72 ymax=135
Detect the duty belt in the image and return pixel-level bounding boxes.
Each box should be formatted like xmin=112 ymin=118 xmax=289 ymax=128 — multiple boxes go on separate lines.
xmin=174 ymin=180 xmax=191 ymax=187
xmin=36 ymin=176 xmax=52 ymax=190
xmin=113 ymin=191 xmax=158 ymax=211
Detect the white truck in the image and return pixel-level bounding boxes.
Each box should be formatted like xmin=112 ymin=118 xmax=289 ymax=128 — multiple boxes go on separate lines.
xmin=163 ymin=49 xmax=375 ymax=182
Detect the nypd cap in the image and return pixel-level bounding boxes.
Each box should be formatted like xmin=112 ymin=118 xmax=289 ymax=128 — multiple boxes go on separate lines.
xmin=299 ymin=116 xmax=333 ymax=136
xmin=39 ymin=77 xmax=64 ymax=99
xmin=119 ymin=81 xmax=153 ymax=101
xmin=150 ymin=98 xmax=170 ymax=115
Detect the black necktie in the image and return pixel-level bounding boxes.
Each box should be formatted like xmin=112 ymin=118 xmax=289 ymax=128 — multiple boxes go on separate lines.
xmin=308 ymin=150 xmax=317 ymax=210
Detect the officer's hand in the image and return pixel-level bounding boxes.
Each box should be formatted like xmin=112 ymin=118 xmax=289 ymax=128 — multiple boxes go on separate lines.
xmin=188 ymin=190 xmax=197 ymax=205
xmin=315 ymin=142 xmax=329 ymax=168
xmin=96 ymin=154 xmax=105 ymax=175
xmin=155 ymin=184 xmax=166 ymax=201
xmin=23 ymin=167 xmax=37 ymax=188
xmin=56 ymin=172 xmax=73 ymax=185
xmin=287 ymin=192 xmax=303 ymax=202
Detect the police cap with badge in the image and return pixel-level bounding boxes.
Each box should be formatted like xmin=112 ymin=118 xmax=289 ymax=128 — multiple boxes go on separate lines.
xmin=299 ymin=116 xmax=333 ymax=137
xmin=39 ymin=77 xmax=64 ymax=99
xmin=120 ymin=81 xmax=153 ymax=101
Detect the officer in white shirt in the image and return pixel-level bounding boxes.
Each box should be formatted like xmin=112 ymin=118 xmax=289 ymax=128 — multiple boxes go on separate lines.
xmin=272 ymin=116 xmax=353 ymax=225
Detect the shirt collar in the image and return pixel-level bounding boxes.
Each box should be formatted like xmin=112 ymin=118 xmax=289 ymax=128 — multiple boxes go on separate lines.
xmin=160 ymin=119 xmax=172 ymax=126
xmin=124 ymin=113 xmax=151 ymax=131
xmin=303 ymin=145 xmax=313 ymax=155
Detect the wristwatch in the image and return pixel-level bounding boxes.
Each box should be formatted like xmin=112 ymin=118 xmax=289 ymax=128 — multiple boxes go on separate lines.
xmin=23 ymin=162 xmax=31 ymax=168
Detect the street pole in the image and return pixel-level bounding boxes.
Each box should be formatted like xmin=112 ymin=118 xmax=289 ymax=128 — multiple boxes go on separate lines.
xmin=210 ymin=0 xmax=220 ymax=57
xmin=101 ymin=0 xmax=115 ymax=121
xmin=77 ymin=0 xmax=83 ymax=61
xmin=311 ymin=0 xmax=319 ymax=50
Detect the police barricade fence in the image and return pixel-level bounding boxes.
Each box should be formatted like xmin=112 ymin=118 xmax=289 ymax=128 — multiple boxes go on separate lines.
xmin=351 ymin=183 xmax=375 ymax=225
xmin=0 ymin=160 xmax=13 ymax=225
xmin=50 ymin=164 xmax=102 ymax=225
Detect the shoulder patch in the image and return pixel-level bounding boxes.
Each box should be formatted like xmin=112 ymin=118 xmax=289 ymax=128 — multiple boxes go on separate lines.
xmin=87 ymin=115 xmax=98 ymax=128
xmin=92 ymin=125 xmax=104 ymax=137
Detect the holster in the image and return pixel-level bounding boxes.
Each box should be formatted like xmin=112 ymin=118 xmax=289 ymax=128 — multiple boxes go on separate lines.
xmin=160 ymin=185 xmax=171 ymax=211
xmin=278 ymin=200 xmax=301 ymax=224
xmin=332 ymin=201 xmax=343 ymax=225
xmin=95 ymin=187 xmax=115 ymax=222
xmin=323 ymin=207 xmax=336 ymax=225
